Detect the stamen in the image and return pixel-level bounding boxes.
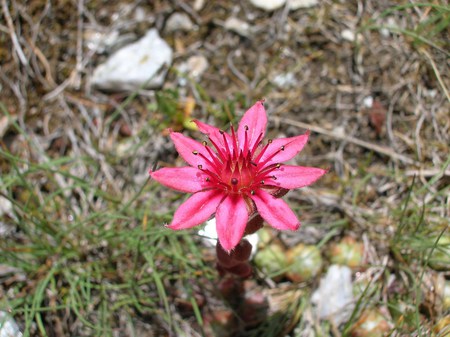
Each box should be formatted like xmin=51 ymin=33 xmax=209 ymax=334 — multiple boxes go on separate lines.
xmin=197 ymin=152 xmax=219 ymax=170
xmin=253 ymin=163 xmax=282 ymax=182
xmin=249 ymin=132 xmax=264 ymax=157
xmin=202 ymin=141 xmax=207 ymax=146
xmin=204 ymin=145 xmax=223 ymax=167
xmin=260 ymin=180 xmax=265 ymax=184
xmin=253 ymin=138 xmax=273 ymax=163
xmin=243 ymin=125 xmax=249 ymax=156
xmin=220 ymin=132 xmax=231 ymax=158
xmin=192 ymin=150 xmax=198 ymax=155
xmin=257 ymin=140 xmax=291 ymax=168
xmin=208 ymin=136 xmax=226 ymax=161
xmin=230 ymin=124 xmax=239 ymax=158
xmin=198 ymin=165 xmax=203 ymax=169
xmin=201 ymin=168 xmax=230 ymax=189
xmin=250 ymin=190 xmax=255 ymax=195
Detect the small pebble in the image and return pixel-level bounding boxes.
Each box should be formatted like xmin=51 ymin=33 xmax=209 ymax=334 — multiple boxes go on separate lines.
xmin=249 ymin=0 xmax=286 ymax=12
xmin=287 ymin=0 xmax=318 ymax=10
xmin=311 ymin=265 xmax=354 ymax=325
xmin=224 ymin=17 xmax=251 ymax=37
xmin=186 ymin=55 xmax=209 ymax=79
xmin=165 ymin=13 xmax=195 ymax=32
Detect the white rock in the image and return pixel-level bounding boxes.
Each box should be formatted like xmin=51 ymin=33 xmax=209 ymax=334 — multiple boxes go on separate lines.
xmin=225 ymin=17 xmax=251 ymax=37
xmin=165 ymin=13 xmax=195 ymax=32
xmin=199 ymin=218 xmax=259 ymax=256
xmin=0 ymin=195 xmax=14 ymax=237
xmin=134 ymin=7 xmax=147 ymax=22
xmin=116 ymin=140 xmax=134 ymax=158
xmin=249 ymin=0 xmax=286 ymax=11
xmin=363 ymin=96 xmax=374 ymax=108
xmin=311 ymin=265 xmax=354 ymax=326
xmin=341 ymin=29 xmax=355 ymax=42
xmin=0 ymin=312 xmax=22 ymax=337
xmin=380 ymin=17 xmax=398 ymax=37
xmin=194 ymin=0 xmax=206 ymax=11
xmin=287 ymin=0 xmax=318 ymax=10
xmin=199 ymin=218 xmax=219 ymax=247
xmin=91 ymin=29 xmax=173 ymax=91
xmin=186 ymin=55 xmax=209 ymax=78
xmin=272 ymin=72 xmax=296 ymax=88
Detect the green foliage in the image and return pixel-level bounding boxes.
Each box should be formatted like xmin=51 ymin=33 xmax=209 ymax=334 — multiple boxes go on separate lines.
xmin=0 ymin=104 xmax=214 ymax=336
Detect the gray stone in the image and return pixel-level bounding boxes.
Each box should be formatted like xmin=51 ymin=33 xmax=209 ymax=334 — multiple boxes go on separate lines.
xmin=165 ymin=13 xmax=195 ymax=32
xmin=91 ymin=29 xmax=173 ymax=91
xmin=224 ymin=17 xmax=251 ymax=37
xmin=249 ymin=0 xmax=318 ymax=12
xmin=272 ymin=72 xmax=297 ymax=88
xmin=186 ymin=55 xmax=209 ymax=78
xmin=287 ymin=0 xmax=318 ymax=10
xmin=0 ymin=312 xmax=22 ymax=337
xmin=249 ymin=0 xmax=286 ymax=11
xmin=311 ymin=265 xmax=354 ymax=326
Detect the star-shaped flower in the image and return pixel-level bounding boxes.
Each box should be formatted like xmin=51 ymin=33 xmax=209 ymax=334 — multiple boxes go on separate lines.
xmin=150 ymin=101 xmax=326 ymax=251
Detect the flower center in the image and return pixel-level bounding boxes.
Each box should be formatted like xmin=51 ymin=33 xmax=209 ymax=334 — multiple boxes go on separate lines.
xmin=193 ymin=125 xmax=284 ymax=196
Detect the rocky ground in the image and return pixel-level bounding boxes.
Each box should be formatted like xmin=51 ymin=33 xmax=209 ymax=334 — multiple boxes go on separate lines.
xmin=1 ymin=1 xmax=449 ymax=336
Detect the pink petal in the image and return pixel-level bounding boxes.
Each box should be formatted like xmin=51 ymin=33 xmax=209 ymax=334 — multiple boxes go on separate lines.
xmin=237 ymin=101 xmax=267 ymax=151
xmin=150 ymin=167 xmax=208 ymax=193
xmin=251 ymin=190 xmax=300 ymax=231
xmin=215 ymin=195 xmax=249 ymax=252
xmin=170 ymin=131 xmax=214 ymax=168
xmin=258 ymin=131 xmax=310 ymax=166
xmin=267 ymin=165 xmax=327 ymax=189
xmin=167 ymin=190 xmax=223 ymax=230
xmin=193 ymin=120 xmax=232 ymax=150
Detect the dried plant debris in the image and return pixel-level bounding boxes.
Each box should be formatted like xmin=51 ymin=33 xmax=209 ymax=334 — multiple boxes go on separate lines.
xmin=0 ymin=0 xmax=449 ymax=336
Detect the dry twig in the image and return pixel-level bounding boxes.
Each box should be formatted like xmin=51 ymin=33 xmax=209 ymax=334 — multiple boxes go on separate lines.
xmin=272 ymin=116 xmax=420 ymax=166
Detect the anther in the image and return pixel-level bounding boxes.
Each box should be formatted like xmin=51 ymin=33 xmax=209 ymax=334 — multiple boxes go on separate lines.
xmin=231 ymin=178 xmax=238 ymax=185
xmin=272 ymin=175 xmax=277 ymax=180
xmin=268 ymin=139 xmax=273 ymax=144
xmin=202 ymin=141 xmax=207 ymax=146
xmin=192 ymin=150 xmax=198 ymax=155
xmin=206 ymin=177 xmax=210 ymax=182
xmin=280 ymin=145 xmax=285 ymax=151
xmin=276 ymin=163 xmax=281 ymax=168
xmin=219 ymin=130 xmax=224 ymax=134
xmin=260 ymin=180 xmax=265 ymax=185
xmin=250 ymin=190 xmax=255 ymax=195
xmin=244 ymin=125 xmax=249 ymax=131
xmin=198 ymin=165 xmax=203 ymax=169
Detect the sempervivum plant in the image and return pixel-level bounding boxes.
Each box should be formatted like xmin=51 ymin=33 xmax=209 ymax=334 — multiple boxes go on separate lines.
xmin=150 ymin=101 xmax=326 ymax=252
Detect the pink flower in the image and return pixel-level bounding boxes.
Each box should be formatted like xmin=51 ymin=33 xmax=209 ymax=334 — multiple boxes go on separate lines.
xmin=150 ymin=101 xmax=326 ymax=251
